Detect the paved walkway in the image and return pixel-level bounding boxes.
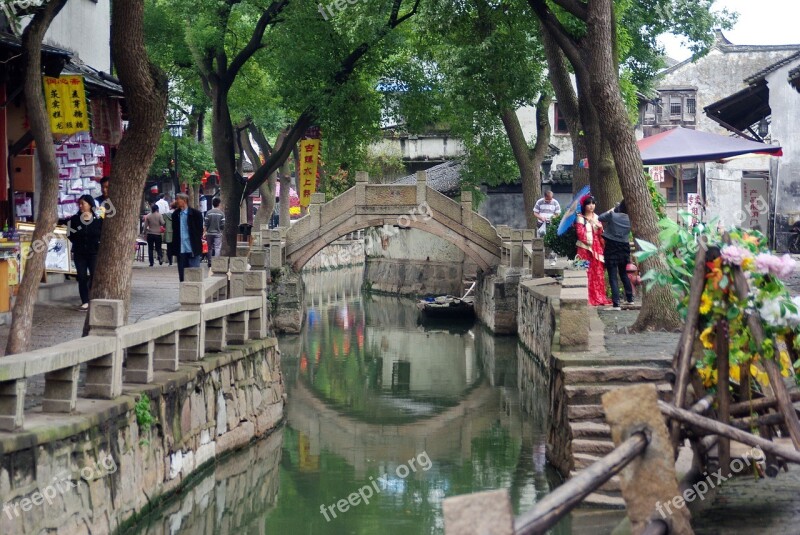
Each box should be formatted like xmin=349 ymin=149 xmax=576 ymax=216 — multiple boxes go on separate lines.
xmin=0 ymin=260 xmax=182 ymax=356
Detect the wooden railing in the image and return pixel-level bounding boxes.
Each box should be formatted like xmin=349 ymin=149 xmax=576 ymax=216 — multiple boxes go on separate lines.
xmin=0 ymin=257 xmax=268 ymax=432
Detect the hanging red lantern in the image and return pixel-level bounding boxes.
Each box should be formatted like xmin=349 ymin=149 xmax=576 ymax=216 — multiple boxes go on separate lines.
xmin=150 ymin=185 xmax=159 ymax=194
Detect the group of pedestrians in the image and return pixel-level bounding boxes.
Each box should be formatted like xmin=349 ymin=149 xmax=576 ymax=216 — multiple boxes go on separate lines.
xmin=141 ymin=193 xmax=226 ymax=282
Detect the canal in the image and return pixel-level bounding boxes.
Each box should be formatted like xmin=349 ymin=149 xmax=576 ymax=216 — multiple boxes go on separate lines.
xmin=123 ymin=266 xmax=620 ymax=534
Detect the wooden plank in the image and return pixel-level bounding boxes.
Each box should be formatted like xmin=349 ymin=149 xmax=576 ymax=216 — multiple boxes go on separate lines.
xmin=716 ymin=320 xmax=731 ymax=472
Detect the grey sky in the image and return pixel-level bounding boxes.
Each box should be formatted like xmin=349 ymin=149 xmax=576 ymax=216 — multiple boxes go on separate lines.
xmin=658 ymin=0 xmax=800 ymax=61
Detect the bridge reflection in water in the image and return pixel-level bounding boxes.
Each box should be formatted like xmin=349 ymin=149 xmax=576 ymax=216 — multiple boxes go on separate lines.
xmin=125 ymin=266 xmax=578 ymax=535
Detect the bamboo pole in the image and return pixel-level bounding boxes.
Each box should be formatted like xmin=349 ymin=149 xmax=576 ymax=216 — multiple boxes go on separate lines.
xmin=730 ymin=265 xmax=800 ymax=449
xmin=716 ymin=320 xmax=731 ymax=472
xmin=670 ymin=240 xmax=708 ymax=448
xmin=514 ymin=432 xmax=648 ymax=535
xmin=658 ymin=401 xmax=800 ymax=463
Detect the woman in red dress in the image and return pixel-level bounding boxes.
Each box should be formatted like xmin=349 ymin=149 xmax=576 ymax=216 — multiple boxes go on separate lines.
xmin=575 ymin=196 xmax=612 ymax=306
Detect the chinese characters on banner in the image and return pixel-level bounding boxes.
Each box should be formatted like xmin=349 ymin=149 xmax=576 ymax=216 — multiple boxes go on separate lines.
xmin=687 ymin=193 xmax=703 ymax=226
xmin=650 ymin=166 xmax=665 ymax=183
xmin=741 ymin=177 xmax=769 ymax=231
xmin=43 ymin=76 xmax=88 ymax=135
xmin=298 ymin=138 xmax=320 ymax=208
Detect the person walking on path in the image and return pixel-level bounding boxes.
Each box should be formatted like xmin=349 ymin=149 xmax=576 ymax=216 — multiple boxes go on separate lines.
xmin=163 ymin=202 xmax=175 ymax=266
xmin=67 ymin=194 xmax=103 ymax=310
xmin=575 ymin=195 xmax=612 ymax=307
xmin=598 ymin=200 xmax=635 ymax=310
xmin=169 ymin=193 xmax=204 ymax=282
xmin=534 ymin=190 xmax=561 ymax=237
xmin=204 ymin=197 xmax=225 ymax=259
xmin=155 ymin=193 xmax=171 ymax=215
xmin=143 ymin=204 xmax=166 ymax=266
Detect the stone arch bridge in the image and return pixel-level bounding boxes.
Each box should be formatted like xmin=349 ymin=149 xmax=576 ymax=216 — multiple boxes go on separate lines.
xmin=258 ymin=171 xmax=540 ymax=273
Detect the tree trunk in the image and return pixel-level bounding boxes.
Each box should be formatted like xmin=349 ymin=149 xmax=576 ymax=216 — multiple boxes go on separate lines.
xmin=279 ymin=160 xmax=291 ymax=228
xmin=86 ymin=0 xmax=168 ymax=325
xmin=501 ymin=108 xmax=539 ymax=229
xmin=541 ymin=27 xmax=589 ymax=195
xmin=254 ymin=177 xmax=276 ymax=230
xmin=584 ymin=0 xmax=680 ymax=331
xmin=5 ymin=0 xmax=68 ymax=355
xmin=210 ymin=86 xmax=241 ymax=256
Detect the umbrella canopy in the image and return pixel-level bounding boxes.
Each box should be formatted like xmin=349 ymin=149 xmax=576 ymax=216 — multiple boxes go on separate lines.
xmin=637 ymin=127 xmax=782 ymax=165
xmin=557 ymin=185 xmax=591 ymax=236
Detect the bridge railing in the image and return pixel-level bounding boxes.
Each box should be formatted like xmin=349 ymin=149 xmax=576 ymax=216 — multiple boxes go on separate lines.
xmin=497 ymin=226 xmax=545 ymax=277
xmin=442 ymin=385 xmax=688 ymax=535
xmin=0 ymin=258 xmax=268 ymax=432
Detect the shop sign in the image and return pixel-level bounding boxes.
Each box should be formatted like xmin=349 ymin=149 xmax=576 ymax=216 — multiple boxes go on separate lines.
xmin=687 ymin=193 xmax=702 ymax=226
xmin=298 ymin=138 xmax=321 ymax=208
xmin=43 ymin=75 xmax=89 ymax=135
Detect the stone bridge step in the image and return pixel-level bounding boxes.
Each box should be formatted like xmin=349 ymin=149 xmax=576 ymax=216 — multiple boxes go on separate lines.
xmin=572 ymin=439 xmax=615 ymax=456
xmin=564 ymin=365 xmax=674 ymax=384
xmin=568 ymin=404 xmax=606 ymax=422
xmin=566 ymin=382 xmax=673 ymax=406
xmin=581 ymin=492 xmax=625 ymax=509
xmin=570 ymin=421 xmax=611 ymax=439
xmin=559 ymin=357 xmax=672 ymax=368
xmin=570 ymin=471 xmax=621 ymax=493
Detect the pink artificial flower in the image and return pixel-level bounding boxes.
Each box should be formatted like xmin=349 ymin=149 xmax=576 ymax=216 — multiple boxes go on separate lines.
xmin=720 ymin=245 xmax=749 ymax=266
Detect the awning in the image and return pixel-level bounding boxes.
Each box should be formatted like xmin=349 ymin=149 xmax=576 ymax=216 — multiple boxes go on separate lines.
xmin=61 ymin=62 xmax=123 ymax=98
xmin=704 ymin=81 xmax=770 ymax=137
xmin=637 ymin=127 xmax=782 ymax=165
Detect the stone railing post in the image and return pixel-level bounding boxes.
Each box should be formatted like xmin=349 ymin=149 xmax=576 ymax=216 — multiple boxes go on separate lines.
xmin=416 ymin=170 xmax=427 ymax=205
xmin=229 ymin=256 xmax=248 ymax=298
xmin=268 ymin=229 xmax=283 ymax=269
xmin=86 ymin=299 xmax=125 ymax=399
xmin=444 ymin=489 xmax=514 ymax=535
xmin=461 ymin=190 xmax=473 ymax=229
xmin=245 ymin=270 xmax=268 ymax=340
xmin=497 ymin=225 xmax=511 ymax=267
xmin=355 ymin=170 xmax=368 ymax=207
xmin=530 ymin=236 xmax=545 ymax=277
xmin=185 ymin=265 xmax=208 ymax=282
xmin=510 ymin=229 xmax=523 ymax=268
xmin=249 ymin=247 xmax=267 ymax=271
xmin=308 ymin=192 xmax=325 ymax=229
xmin=0 ymin=379 xmax=25 ymax=431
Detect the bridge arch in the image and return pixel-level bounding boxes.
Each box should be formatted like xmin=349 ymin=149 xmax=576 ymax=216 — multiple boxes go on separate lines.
xmin=281 ymin=182 xmax=503 ymax=273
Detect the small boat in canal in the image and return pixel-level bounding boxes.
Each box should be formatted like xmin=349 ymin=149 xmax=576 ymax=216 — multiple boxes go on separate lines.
xmin=417 ymin=282 xmax=476 ymax=320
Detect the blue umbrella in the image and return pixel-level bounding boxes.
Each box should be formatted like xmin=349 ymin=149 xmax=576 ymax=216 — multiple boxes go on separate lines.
xmin=557 ymin=185 xmax=591 ymax=236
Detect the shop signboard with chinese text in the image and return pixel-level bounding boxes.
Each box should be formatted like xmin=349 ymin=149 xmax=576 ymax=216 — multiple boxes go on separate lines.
xmin=741 ymin=177 xmax=769 ymax=231
xmin=650 ymin=165 xmax=665 ymax=183
xmin=43 ymin=76 xmax=88 ymax=135
xmin=298 ymin=138 xmax=320 ymax=208
xmin=687 ymin=193 xmax=703 ymax=226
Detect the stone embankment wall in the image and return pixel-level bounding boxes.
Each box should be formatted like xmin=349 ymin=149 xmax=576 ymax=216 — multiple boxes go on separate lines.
xmin=0 ymin=339 xmax=285 ymax=535
xmin=363 ymin=227 xmax=468 ymax=297
xmin=515 ymin=271 xmax=589 ymax=478
xmin=474 ymin=271 xmax=523 ymax=335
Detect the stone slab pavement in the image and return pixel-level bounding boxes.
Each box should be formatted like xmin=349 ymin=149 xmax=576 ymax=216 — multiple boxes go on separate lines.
xmin=0 ymin=261 xmax=182 ymax=357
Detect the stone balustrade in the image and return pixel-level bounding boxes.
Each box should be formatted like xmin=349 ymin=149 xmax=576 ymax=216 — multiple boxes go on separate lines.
xmin=0 ymin=258 xmax=268 ymax=432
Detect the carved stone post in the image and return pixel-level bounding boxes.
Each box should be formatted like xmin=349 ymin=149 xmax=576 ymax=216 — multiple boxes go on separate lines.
xmin=86 ymin=299 xmax=125 ymax=399
xmin=355 ymin=171 xmax=368 ymax=207
xmin=416 ymin=170 xmax=427 ymax=205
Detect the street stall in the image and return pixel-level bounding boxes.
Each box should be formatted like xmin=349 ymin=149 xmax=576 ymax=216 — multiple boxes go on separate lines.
xmin=637 ymin=126 xmax=783 ymax=229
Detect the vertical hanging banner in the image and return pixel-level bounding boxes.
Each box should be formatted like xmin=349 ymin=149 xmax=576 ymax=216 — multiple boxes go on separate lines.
xmin=298 ymin=137 xmax=321 ymax=208
xmin=43 ymin=75 xmax=88 ymax=135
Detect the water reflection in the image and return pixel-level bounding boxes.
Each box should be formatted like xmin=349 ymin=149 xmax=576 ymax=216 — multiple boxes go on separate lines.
xmin=123 ymin=265 xmax=568 ymax=535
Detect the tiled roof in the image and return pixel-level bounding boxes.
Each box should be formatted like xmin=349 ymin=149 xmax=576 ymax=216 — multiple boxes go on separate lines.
xmin=62 ymin=62 xmax=123 ymax=96
xmin=744 ymin=50 xmax=800 ymax=85
xmin=394 ymin=160 xmax=462 ymax=193
xmin=0 ymin=31 xmax=72 ymax=58
xmin=790 ymin=66 xmax=800 ymax=92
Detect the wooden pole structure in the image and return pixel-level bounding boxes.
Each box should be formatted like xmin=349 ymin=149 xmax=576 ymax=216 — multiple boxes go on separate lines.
xmin=658 ymin=400 xmax=800 ymax=463
xmin=730 ymin=265 xmax=800 ymax=449
xmin=670 ymin=240 xmax=708 ymax=448
xmin=729 ymin=391 xmax=800 ymax=416
xmin=716 ymin=320 xmax=731 ymax=472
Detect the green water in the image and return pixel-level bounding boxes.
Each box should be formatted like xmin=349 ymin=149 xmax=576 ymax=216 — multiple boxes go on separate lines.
xmin=124 ymin=267 xmax=594 ymax=535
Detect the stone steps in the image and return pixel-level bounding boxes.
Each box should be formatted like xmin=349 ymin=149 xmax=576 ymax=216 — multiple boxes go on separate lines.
xmin=566 ymin=382 xmax=673 ymax=405
xmin=563 ymin=365 xmax=674 ymax=384
xmin=570 ymin=470 xmax=621 ymax=492
xmin=581 ymin=492 xmax=626 ymax=509
xmin=572 ymin=439 xmax=615 ymax=456
xmin=570 ymin=421 xmax=611 ymax=439
xmin=568 ymin=404 xmax=606 ymax=422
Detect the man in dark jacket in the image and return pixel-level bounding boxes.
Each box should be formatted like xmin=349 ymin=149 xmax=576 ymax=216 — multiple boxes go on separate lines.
xmin=169 ymin=193 xmax=204 ymax=282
